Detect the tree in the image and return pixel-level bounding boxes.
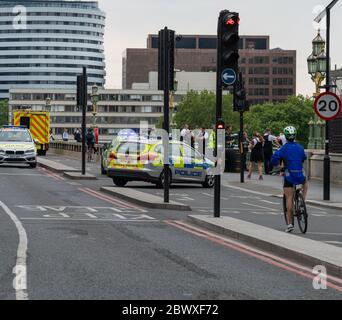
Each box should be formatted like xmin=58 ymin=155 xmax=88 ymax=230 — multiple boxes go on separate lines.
xmin=0 ymin=100 xmax=9 ymax=127
xmin=244 ymin=95 xmax=314 ymax=147
xmin=173 ymin=90 xmax=239 ymax=130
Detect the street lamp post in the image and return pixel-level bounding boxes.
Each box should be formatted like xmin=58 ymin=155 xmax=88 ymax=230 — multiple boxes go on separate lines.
xmin=314 ymin=0 xmax=340 ymax=201
xmin=169 ymin=76 xmax=178 ymax=129
xmin=307 ymin=30 xmax=326 ymax=150
xmin=91 ymin=83 xmax=99 ymax=129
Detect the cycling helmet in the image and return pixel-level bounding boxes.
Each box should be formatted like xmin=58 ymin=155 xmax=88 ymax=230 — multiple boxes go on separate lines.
xmin=284 ymin=126 xmax=297 ymax=141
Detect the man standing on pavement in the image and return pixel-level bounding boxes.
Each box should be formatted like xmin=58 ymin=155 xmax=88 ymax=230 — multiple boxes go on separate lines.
xmin=62 ymin=129 xmax=69 ymax=142
xmin=263 ymin=128 xmax=279 ymax=175
xmin=197 ymin=127 xmax=209 ymax=156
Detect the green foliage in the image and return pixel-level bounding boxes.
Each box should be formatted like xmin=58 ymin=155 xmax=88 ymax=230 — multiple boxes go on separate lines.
xmin=0 ymin=100 xmax=9 ymax=127
xmin=244 ymin=95 xmax=314 ymax=147
xmin=173 ymin=90 xmax=239 ymax=130
xmin=156 ymin=93 xmax=314 ymax=147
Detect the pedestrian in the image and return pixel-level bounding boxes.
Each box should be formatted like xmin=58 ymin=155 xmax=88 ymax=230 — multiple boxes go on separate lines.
xmin=197 ymin=127 xmax=209 ymax=156
xmin=74 ymin=128 xmax=81 ymax=143
xmin=62 ymin=129 xmax=69 ymax=142
xmin=86 ymin=128 xmax=96 ymax=162
xmin=49 ymin=129 xmax=55 ymax=142
xmin=278 ymin=132 xmax=287 ymax=146
xmin=247 ymin=132 xmax=264 ymax=181
xmin=263 ymin=128 xmax=279 ymax=175
xmin=180 ymin=124 xmax=194 ymax=146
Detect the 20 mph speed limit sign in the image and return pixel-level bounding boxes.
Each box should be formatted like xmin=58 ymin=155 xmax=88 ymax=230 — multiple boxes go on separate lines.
xmin=314 ymin=92 xmax=342 ymax=121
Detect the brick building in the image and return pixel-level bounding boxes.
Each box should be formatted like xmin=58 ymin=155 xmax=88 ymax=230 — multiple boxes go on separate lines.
xmin=122 ymin=34 xmax=296 ymax=105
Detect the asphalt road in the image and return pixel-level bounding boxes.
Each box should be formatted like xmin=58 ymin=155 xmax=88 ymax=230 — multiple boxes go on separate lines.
xmin=1 ymin=162 xmax=342 ymax=300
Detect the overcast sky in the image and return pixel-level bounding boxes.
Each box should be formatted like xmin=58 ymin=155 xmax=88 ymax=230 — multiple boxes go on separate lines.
xmin=98 ymin=0 xmax=342 ymax=96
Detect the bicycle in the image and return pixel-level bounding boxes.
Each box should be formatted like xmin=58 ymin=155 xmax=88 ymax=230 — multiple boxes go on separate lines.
xmin=283 ymin=184 xmax=308 ymax=234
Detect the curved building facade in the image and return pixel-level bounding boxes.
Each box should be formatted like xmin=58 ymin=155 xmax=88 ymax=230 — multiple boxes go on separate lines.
xmin=0 ymin=0 xmax=106 ymax=99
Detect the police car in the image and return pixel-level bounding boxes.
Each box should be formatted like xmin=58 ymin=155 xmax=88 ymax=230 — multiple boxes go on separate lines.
xmin=0 ymin=126 xmax=37 ymax=168
xmin=102 ymin=139 xmax=215 ymax=188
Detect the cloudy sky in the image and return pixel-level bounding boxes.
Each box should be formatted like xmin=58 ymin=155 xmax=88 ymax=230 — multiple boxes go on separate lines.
xmin=98 ymin=0 xmax=342 ymax=95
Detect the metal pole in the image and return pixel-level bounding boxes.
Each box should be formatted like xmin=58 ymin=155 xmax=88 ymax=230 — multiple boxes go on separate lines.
xmin=214 ymin=16 xmax=222 ymax=218
xmin=240 ymin=111 xmax=244 ymax=183
xmin=81 ymin=67 xmax=87 ymax=176
xmin=163 ymin=27 xmax=170 ymax=203
xmin=324 ymin=8 xmax=331 ymax=200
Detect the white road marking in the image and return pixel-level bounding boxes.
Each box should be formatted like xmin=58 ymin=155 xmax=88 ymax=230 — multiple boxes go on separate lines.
xmin=307 ymin=232 xmax=342 ymax=236
xmin=259 ymin=200 xmax=279 ymax=205
xmin=242 ymin=202 xmax=278 ymax=212
xmin=20 ymin=218 xmax=159 ymax=223
xmin=0 ymin=201 xmax=28 ymax=300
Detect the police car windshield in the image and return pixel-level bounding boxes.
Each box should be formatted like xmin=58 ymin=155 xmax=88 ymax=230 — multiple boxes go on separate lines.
xmin=0 ymin=130 xmax=32 ymax=142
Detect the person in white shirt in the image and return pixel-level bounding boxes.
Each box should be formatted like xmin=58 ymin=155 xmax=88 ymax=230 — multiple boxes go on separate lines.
xmin=197 ymin=127 xmax=209 ymax=155
xmin=180 ymin=124 xmax=194 ymax=145
xmin=62 ymin=129 xmax=69 ymax=142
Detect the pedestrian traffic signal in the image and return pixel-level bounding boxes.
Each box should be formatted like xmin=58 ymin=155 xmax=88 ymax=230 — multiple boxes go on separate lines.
xmin=233 ymin=73 xmax=249 ymax=112
xmin=216 ymin=119 xmax=225 ymax=130
xmin=219 ymin=11 xmax=240 ymax=87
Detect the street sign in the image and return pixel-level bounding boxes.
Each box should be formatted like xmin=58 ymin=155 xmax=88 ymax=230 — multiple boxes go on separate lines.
xmin=221 ymin=68 xmax=237 ymax=85
xmin=314 ymin=92 xmax=342 ymax=121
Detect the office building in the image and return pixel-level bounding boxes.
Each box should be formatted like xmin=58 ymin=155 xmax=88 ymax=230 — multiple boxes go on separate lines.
xmin=0 ymin=0 xmax=106 ymax=99
xmin=122 ymin=34 xmax=296 ymax=105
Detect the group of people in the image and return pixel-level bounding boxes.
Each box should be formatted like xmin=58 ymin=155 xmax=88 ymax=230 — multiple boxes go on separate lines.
xmin=246 ymin=128 xmax=292 ymax=181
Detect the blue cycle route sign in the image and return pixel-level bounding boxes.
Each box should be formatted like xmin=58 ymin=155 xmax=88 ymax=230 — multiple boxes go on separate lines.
xmin=221 ymin=68 xmax=237 ymax=86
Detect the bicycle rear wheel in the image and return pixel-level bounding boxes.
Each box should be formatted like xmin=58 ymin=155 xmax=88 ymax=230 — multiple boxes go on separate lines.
xmin=295 ymin=191 xmax=308 ymax=234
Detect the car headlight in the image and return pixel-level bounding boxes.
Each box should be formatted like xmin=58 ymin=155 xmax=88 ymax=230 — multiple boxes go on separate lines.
xmin=25 ymin=149 xmax=35 ymax=154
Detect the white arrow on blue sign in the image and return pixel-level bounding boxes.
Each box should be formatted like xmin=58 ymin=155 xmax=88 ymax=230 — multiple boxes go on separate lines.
xmin=221 ymin=68 xmax=237 ymax=85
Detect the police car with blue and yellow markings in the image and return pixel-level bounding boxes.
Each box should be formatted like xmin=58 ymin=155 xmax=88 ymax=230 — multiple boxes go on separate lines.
xmin=103 ymin=139 xmax=215 ymax=188
xmin=0 ymin=126 xmax=37 ymax=168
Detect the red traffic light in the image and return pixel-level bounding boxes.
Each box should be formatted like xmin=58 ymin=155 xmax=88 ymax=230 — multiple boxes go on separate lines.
xmin=216 ymin=120 xmax=225 ymax=130
xmin=225 ymin=16 xmax=240 ymax=26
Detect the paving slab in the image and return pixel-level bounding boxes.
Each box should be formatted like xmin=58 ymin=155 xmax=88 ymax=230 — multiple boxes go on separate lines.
xmin=188 ymin=215 xmax=342 ymax=278
xmin=37 ymin=157 xmax=80 ymax=173
xmin=100 ymin=187 xmax=191 ymax=211
xmin=63 ymin=172 xmax=97 ymax=180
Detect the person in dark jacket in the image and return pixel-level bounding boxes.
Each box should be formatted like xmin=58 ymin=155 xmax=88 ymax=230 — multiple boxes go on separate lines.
xmin=263 ymin=128 xmax=279 ymax=175
xmin=247 ymin=132 xmax=264 ymax=180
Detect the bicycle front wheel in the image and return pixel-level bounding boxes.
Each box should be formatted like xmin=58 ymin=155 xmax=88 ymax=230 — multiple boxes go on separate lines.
xmin=295 ymin=191 xmax=308 ymax=234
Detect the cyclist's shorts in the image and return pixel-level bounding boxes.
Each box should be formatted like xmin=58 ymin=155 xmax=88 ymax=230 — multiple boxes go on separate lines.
xmin=284 ymin=178 xmax=306 ymax=188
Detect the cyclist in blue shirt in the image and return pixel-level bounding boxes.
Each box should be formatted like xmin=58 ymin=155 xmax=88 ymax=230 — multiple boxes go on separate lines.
xmin=272 ymin=126 xmax=308 ymax=233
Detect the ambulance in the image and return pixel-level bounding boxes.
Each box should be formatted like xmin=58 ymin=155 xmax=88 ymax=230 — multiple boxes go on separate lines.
xmin=13 ymin=110 xmax=50 ymax=156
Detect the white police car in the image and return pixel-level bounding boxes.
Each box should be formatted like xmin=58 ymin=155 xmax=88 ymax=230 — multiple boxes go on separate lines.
xmin=0 ymin=126 xmax=37 ymax=168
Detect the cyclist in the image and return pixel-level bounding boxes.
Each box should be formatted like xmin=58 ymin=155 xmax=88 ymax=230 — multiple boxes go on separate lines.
xmin=271 ymin=126 xmax=308 ymax=233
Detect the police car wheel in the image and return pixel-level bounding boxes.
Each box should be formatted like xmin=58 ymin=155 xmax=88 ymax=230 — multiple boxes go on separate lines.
xmin=113 ymin=177 xmax=128 ymax=187
xmin=203 ymin=175 xmax=215 ymax=188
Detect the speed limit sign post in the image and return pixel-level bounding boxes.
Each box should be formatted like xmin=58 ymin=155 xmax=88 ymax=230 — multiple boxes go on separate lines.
xmin=314 ymin=92 xmax=342 ymax=202
xmin=314 ymin=92 xmax=342 ymax=121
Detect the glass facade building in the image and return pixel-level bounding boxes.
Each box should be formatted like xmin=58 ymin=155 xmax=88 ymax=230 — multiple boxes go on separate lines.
xmin=0 ymin=0 xmax=106 ymax=99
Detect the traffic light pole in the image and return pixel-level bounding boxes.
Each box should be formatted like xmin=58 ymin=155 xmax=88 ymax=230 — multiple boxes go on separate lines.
xmin=81 ymin=67 xmax=87 ymax=176
xmin=214 ymin=15 xmax=223 ymax=218
xmin=324 ymin=8 xmax=331 ymax=201
xmin=163 ymin=27 xmax=170 ymax=204
xmin=239 ymin=111 xmax=244 ymax=184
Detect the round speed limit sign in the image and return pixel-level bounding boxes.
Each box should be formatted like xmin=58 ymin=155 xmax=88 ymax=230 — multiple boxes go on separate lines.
xmin=314 ymin=92 xmax=342 ymax=121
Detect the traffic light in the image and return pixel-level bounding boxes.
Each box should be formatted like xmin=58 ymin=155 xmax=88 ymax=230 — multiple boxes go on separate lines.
xmin=216 ymin=119 xmax=225 ymax=130
xmin=158 ymin=28 xmax=175 ymax=91
xmin=233 ymin=73 xmax=249 ymax=112
xmin=219 ymin=11 xmax=240 ymax=87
